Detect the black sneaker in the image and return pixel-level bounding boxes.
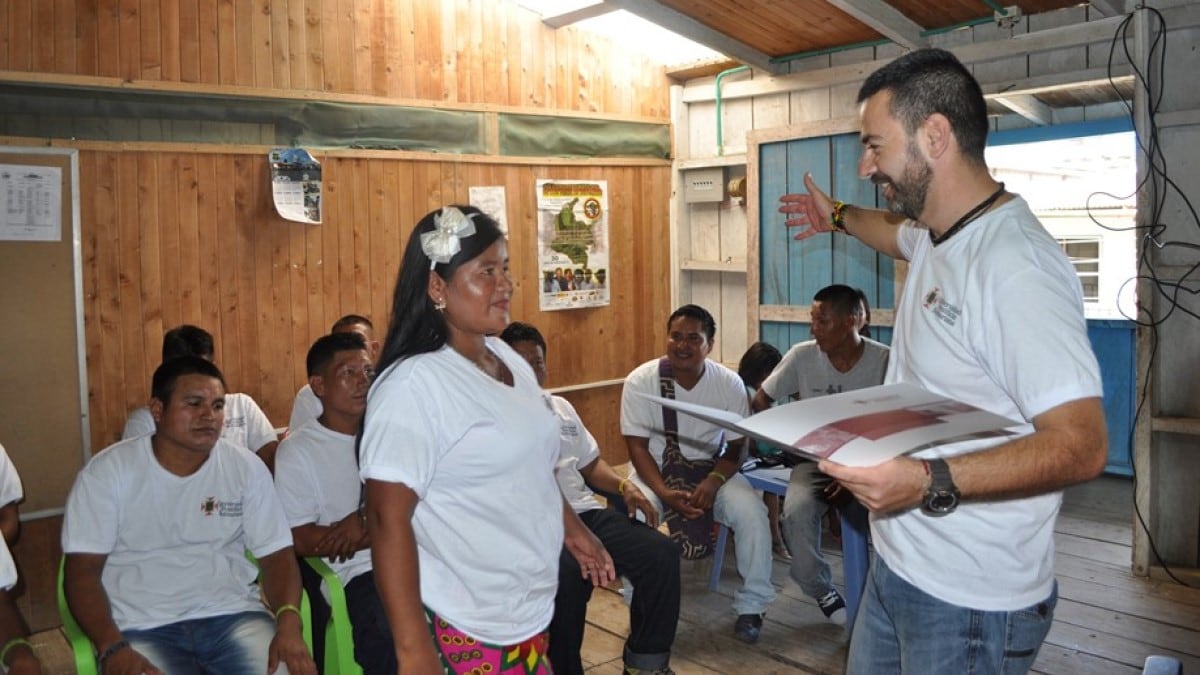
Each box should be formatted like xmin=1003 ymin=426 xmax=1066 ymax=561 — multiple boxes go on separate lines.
xmin=623 ymin=668 xmax=675 ymax=675
xmin=818 ymin=588 xmax=847 ymax=626
xmin=733 ymin=612 xmax=764 ymax=644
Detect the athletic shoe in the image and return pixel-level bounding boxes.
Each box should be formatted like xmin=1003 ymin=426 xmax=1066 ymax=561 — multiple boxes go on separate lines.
xmin=733 ymin=612 xmax=764 ymax=644
xmin=818 ymin=588 xmax=847 ymax=626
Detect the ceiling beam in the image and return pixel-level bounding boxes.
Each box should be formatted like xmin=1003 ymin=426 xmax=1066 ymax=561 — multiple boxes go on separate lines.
xmin=826 ymin=0 xmax=927 ymax=49
xmin=601 ymin=0 xmax=786 ymax=75
xmin=994 ymin=93 xmax=1055 ymax=125
xmin=1087 ymin=0 xmax=1127 ymax=17
xmin=541 ymin=2 xmax=617 ymax=29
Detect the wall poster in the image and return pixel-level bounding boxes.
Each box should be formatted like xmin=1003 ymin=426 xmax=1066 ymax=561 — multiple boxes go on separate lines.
xmin=536 ymin=179 xmax=609 ymax=311
xmin=269 ymin=148 xmax=323 ymax=224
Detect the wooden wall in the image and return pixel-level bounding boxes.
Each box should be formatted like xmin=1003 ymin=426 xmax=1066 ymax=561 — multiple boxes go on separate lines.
xmin=76 ymin=148 xmax=672 ymax=461
xmin=0 ymin=0 xmax=671 ymax=120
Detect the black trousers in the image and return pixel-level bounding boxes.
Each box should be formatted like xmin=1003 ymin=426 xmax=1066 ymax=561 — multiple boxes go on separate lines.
xmin=548 ymin=508 xmax=681 ymax=675
xmin=345 ymin=570 xmax=398 ymax=675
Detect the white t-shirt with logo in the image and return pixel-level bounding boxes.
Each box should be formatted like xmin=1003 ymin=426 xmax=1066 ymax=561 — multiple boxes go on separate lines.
xmin=877 ymin=196 xmax=1103 ymax=611
xmin=275 ymin=421 xmax=372 ymax=591
xmin=551 ymin=396 xmax=603 ymax=514
xmin=122 ymin=393 xmax=278 ymax=454
xmin=62 ymin=436 xmax=293 ymax=631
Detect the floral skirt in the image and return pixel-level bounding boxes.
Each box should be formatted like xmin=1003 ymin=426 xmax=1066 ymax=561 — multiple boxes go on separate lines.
xmin=425 ymin=609 xmax=552 ymax=674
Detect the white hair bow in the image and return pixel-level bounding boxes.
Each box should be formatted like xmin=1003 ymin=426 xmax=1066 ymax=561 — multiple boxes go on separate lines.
xmin=421 ymin=207 xmax=477 ymax=269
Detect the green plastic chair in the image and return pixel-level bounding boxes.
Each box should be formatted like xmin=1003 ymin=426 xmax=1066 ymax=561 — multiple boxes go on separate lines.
xmin=58 ymin=554 xmax=314 ymax=674
xmin=304 ymin=556 xmax=364 ymax=675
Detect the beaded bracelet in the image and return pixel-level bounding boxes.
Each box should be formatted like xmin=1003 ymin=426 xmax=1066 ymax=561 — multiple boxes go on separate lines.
xmin=707 ymin=470 xmax=728 ymax=484
xmin=0 ymin=637 xmax=32 ymax=667
xmin=97 ymin=638 xmax=130 ymax=669
xmin=830 ymin=200 xmax=848 ymax=232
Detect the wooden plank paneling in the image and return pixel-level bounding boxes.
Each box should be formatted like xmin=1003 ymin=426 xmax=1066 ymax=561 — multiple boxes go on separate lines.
xmin=71 ymin=148 xmax=671 ymax=451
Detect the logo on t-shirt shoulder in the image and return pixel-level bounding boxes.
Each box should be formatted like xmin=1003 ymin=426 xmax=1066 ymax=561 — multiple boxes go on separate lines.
xmin=200 ymin=496 xmax=243 ymax=517
xmin=224 ymin=416 xmax=246 ymax=429
xmin=922 ymin=286 xmax=961 ymax=327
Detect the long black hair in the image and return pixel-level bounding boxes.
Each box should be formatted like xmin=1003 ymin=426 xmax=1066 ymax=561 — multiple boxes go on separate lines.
xmin=374 ymin=205 xmax=505 ymax=376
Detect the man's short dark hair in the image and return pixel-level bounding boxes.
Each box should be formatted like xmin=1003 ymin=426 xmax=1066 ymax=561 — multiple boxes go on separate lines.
xmin=813 ymin=284 xmax=866 ymax=319
xmin=499 ymin=322 xmax=547 ymax=356
xmin=151 ymin=356 xmax=225 ymax=403
xmin=162 ymin=325 xmax=215 ymax=361
xmin=857 ymin=48 xmax=989 ymax=164
xmin=331 ymin=314 xmax=373 ymax=333
xmin=668 ymin=304 xmax=717 ymax=341
xmin=307 ymin=332 xmax=368 ymax=377
xmin=738 ymin=342 xmax=782 ymax=391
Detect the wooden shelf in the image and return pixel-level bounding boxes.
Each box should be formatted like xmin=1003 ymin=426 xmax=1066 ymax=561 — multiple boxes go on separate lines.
xmin=676 ymin=154 xmax=747 ymax=170
xmin=681 ymin=258 xmax=747 ymax=273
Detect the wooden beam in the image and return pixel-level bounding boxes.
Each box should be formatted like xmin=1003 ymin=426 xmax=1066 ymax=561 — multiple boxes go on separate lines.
xmin=994 ymin=93 xmax=1055 ymax=125
xmin=541 ymin=2 xmax=616 ymax=29
xmin=826 ymin=0 xmax=927 ymax=49
xmin=1088 ymin=0 xmax=1127 ymax=17
xmin=601 ymin=0 xmax=786 ymax=75
xmin=682 ymin=14 xmax=1134 ymax=103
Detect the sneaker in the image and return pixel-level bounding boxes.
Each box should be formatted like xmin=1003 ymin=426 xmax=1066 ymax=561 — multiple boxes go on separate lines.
xmin=772 ymin=541 xmax=792 ymax=563
xmin=733 ymin=612 xmax=764 ymax=644
xmin=623 ymin=668 xmax=675 ymax=675
xmin=818 ymin=589 xmax=847 ymax=626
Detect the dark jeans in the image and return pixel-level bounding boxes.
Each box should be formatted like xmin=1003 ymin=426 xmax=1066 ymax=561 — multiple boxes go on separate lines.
xmin=549 ymin=508 xmax=681 ymax=675
xmin=345 ymin=571 xmax=398 ymax=675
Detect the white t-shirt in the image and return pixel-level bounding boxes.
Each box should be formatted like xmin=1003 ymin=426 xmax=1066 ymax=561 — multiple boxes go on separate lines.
xmin=287 ymin=384 xmax=322 ymax=434
xmin=0 ymin=443 xmax=24 ymax=508
xmin=275 ymin=421 xmax=371 ymax=590
xmin=62 ymin=436 xmax=293 ymax=631
xmin=551 ymin=396 xmax=603 ymax=514
xmin=122 ymin=393 xmax=278 ymax=454
xmin=359 ymin=337 xmax=562 ymax=645
xmin=876 ymin=196 xmax=1104 ymax=611
xmin=620 ymin=358 xmax=749 ymax=467
xmin=0 ymin=537 xmax=15 ymax=592
xmin=761 ymin=338 xmax=889 ymax=401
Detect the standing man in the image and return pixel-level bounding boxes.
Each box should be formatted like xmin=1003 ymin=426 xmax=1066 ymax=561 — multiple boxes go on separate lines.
xmin=752 ymin=284 xmax=889 ymax=626
xmin=64 ymin=356 xmax=315 ymax=675
xmin=621 ymin=304 xmax=776 ymax=645
xmin=780 ymin=48 xmax=1106 ymax=673
xmin=501 ymin=322 xmax=680 ymax=675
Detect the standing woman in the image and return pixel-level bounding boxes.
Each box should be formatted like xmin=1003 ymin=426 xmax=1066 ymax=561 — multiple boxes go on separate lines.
xmin=360 ymin=205 xmax=613 ymax=675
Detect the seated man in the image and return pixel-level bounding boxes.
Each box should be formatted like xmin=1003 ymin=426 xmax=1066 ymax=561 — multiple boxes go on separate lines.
xmin=621 ymin=304 xmax=776 ymax=645
xmin=123 ymin=325 xmax=279 ymax=471
xmin=287 ymin=315 xmax=379 ymax=434
xmin=63 ymin=356 xmax=315 ymax=675
xmin=0 ymin=442 xmax=24 ymax=546
xmin=500 ymin=322 xmax=680 ymax=675
xmin=275 ymin=333 xmax=396 ymax=675
xmin=0 ymin=537 xmax=41 ymax=674
xmin=752 ymin=284 xmax=889 ymax=626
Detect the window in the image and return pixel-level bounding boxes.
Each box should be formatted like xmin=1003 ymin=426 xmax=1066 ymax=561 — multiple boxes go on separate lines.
xmin=1057 ymin=237 xmax=1101 ymax=303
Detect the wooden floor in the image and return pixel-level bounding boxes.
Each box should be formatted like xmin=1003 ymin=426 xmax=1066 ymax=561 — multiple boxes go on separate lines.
xmin=21 ymin=476 xmax=1200 ymax=674
xmin=578 ymin=475 xmax=1200 ymax=674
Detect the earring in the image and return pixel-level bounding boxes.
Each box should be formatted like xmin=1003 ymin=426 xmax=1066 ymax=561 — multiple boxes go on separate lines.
xmin=434 ymin=298 xmax=446 ymax=311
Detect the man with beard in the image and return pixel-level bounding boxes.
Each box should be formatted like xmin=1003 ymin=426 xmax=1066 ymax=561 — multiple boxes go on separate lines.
xmin=778 ymin=48 xmax=1106 ymax=673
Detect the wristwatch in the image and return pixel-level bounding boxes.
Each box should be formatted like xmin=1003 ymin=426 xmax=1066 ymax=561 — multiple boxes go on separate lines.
xmin=922 ymin=458 xmax=960 ymax=516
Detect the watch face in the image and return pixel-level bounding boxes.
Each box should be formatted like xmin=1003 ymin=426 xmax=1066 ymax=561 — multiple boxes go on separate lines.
xmin=925 ymin=490 xmax=958 ymax=515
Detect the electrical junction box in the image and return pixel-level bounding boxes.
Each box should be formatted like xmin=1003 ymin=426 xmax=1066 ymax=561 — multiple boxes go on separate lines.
xmin=684 ymin=167 xmax=726 ymax=203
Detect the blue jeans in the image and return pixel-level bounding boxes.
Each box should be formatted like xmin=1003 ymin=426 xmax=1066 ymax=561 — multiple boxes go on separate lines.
xmin=124 ymin=610 xmax=284 ymax=675
xmin=848 ymin=556 xmax=1056 ymax=675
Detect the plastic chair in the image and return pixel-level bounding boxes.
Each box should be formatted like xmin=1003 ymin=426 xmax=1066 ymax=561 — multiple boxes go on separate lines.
xmin=304 ymin=557 xmax=364 ymax=675
xmin=58 ymin=554 xmax=314 ymax=674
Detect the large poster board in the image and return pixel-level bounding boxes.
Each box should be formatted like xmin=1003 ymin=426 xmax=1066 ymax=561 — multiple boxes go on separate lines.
xmin=0 ymin=148 xmax=89 ymax=515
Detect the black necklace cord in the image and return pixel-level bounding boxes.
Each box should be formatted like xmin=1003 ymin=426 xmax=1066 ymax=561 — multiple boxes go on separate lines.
xmin=929 ymin=182 xmax=1007 ymax=246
